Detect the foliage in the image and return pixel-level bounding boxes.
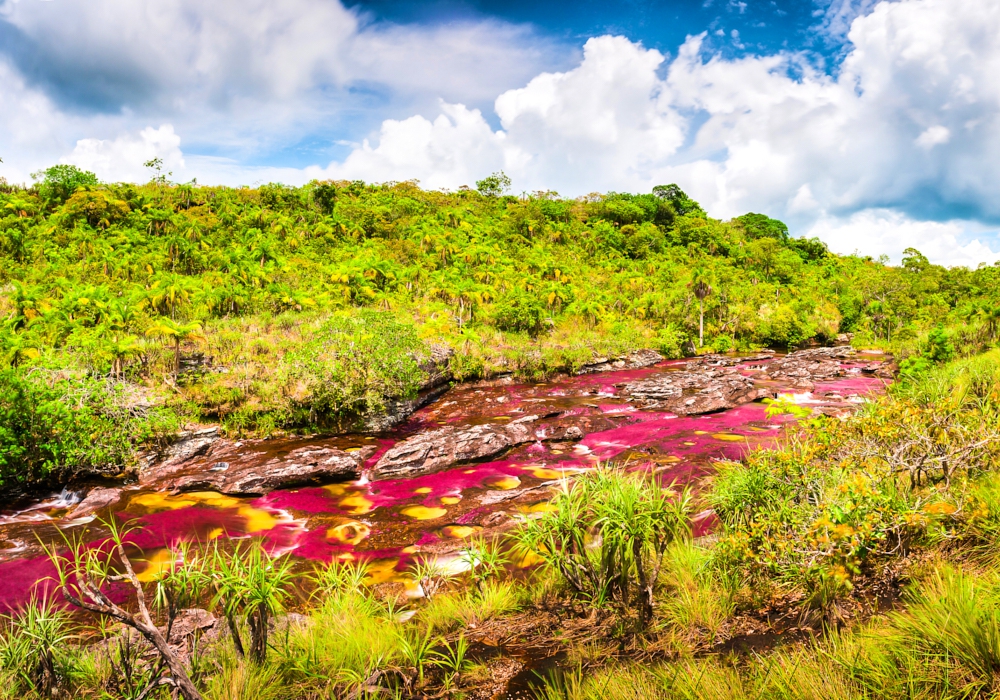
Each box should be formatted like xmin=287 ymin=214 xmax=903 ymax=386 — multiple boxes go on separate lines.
xmin=512 ymin=465 xmax=692 ymax=625
xmin=0 ymin=368 xmax=177 ymax=492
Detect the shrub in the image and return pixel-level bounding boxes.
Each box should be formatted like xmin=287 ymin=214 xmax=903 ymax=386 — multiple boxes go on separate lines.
xmin=0 ymin=368 xmax=178 ymax=491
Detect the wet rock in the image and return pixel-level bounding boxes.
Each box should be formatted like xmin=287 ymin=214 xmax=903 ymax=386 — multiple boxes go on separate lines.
xmin=577 ymin=349 xmax=664 ymax=374
xmin=142 ymin=442 xmax=375 ymax=495
xmin=65 ymin=487 xmax=122 ymax=519
xmin=364 ymin=383 xmax=451 ymax=432
xmin=623 ymin=369 xmax=770 ymax=415
xmin=370 ymin=416 xmax=541 ymax=480
xmin=763 ymin=346 xmax=856 ymax=382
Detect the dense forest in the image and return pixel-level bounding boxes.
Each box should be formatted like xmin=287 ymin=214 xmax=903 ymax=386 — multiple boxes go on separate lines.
xmin=1 ymin=165 xmax=998 ymax=492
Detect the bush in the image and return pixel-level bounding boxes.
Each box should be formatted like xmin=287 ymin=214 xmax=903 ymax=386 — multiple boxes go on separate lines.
xmin=0 ymin=368 xmax=178 ymax=491
xmin=286 ymin=311 xmax=426 ymax=422
xmin=490 ymin=292 xmax=547 ymax=336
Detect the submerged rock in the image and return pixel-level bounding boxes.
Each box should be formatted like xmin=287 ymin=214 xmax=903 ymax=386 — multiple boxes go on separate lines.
xmin=623 ymin=370 xmax=770 ymax=415
xmin=370 ymin=416 xmax=541 ymax=480
xmin=142 ymin=442 xmax=375 ymax=495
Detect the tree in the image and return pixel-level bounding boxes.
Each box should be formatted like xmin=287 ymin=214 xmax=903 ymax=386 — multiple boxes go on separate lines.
xmin=652 ymin=183 xmax=705 ymax=217
xmin=31 ymin=164 xmax=99 ymax=205
xmin=475 ymin=171 xmax=512 ymax=198
xmin=689 ymin=266 xmax=713 ymax=348
xmin=146 ymin=318 xmax=204 ymax=377
xmin=734 ymin=212 xmax=789 ymax=242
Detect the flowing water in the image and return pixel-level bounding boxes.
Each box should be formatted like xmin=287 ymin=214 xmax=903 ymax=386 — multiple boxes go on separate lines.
xmin=0 ymin=353 xmax=887 ymax=613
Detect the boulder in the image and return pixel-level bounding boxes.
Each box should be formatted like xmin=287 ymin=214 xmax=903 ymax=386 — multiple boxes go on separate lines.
xmin=142 ymin=441 xmax=375 ymax=495
xmin=577 ymin=349 xmax=665 ymax=374
xmin=370 ymin=416 xmax=540 ymax=480
xmin=622 ymin=369 xmax=770 ymax=415
xmin=65 ymin=487 xmax=122 ymax=519
xmin=167 ymin=608 xmax=216 ymax=644
xmin=763 ymin=346 xmax=855 ymax=382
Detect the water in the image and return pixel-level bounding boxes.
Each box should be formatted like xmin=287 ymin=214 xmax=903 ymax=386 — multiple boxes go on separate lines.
xmin=0 ymin=353 xmax=887 ymax=612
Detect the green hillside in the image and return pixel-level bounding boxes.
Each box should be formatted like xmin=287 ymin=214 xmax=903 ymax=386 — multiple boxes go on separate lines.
xmin=1 ymin=165 xmax=998 ymax=492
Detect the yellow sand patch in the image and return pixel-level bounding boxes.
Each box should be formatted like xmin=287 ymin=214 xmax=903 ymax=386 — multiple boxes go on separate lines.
xmin=659 ymin=455 xmax=682 ymax=463
xmin=135 ymin=548 xmax=176 ymax=583
xmin=682 ymin=441 xmax=696 ymax=446
xmin=237 ymin=506 xmax=280 ymax=533
xmin=463 ymin=469 xmax=476 ymax=474
xmin=516 ymin=549 xmax=546 ymax=568
xmin=401 ymin=505 xmax=448 ymax=520
xmin=363 ymin=558 xmax=403 ymax=585
xmin=551 ymin=449 xmax=564 ymax=454
xmin=441 ymin=525 xmax=480 ymax=539
xmin=712 ymin=433 xmax=747 ymax=442
xmin=440 ymin=496 xmax=461 ymax=505
xmin=520 ymin=502 xmax=558 ymax=514
xmin=414 ymin=487 xmax=432 ymax=494
xmin=694 ymin=430 xmax=709 ymax=435
xmin=345 ymin=447 xmax=361 ymax=454
xmin=339 ymin=493 xmax=374 ymax=515
xmin=486 ymin=475 xmax=521 ymax=490
xmin=324 ymin=483 xmax=349 ymax=496
xmin=327 ymin=520 xmax=371 ymax=545
xmin=528 ymin=467 xmax=565 ymax=479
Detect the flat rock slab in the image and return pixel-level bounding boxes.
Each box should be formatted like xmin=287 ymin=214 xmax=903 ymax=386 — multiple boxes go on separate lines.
xmin=763 ymin=346 xmax=856 ymax=382
xmin=622 ymin=369 xmax=770 ymax=415
xmin=142 ymin=441 xmax=375 ymax=495
xmin=578 ymin=349 xmax=665 ymax=374
xmin=371 ymin=416 xmax=542 ymax=480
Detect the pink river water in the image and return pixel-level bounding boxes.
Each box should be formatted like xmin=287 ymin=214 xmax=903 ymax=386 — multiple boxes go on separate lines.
xmin=0 ymin=355 xmax=887 ymax=612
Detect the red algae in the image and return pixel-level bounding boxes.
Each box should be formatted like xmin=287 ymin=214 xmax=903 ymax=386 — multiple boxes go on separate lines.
xmin=0 ymin=354 xmax=890 ymax=612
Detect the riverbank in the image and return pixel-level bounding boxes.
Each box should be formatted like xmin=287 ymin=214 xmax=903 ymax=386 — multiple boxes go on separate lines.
xmin=0 ymin=345 xmax=924 ymax=699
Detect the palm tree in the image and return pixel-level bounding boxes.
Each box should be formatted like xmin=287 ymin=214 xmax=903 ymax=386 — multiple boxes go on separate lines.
xmin=146 ymin=318 xmax=204 ymax=377
xmin=689 ymin=267 xmax=713 ymax=348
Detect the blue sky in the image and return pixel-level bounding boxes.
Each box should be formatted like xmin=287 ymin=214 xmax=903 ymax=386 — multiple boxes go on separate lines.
xmin=0 ymin=0 xmax=998 ymax=266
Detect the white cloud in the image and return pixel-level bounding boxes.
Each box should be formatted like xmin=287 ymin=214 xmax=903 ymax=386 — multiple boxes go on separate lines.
xmin=916 ymin=125 xmax=951 ymax=148
xmin=65 ymin=126 xmax=185 ymax=183
xmin=807 ymin=210 xmax=1000 ymax=268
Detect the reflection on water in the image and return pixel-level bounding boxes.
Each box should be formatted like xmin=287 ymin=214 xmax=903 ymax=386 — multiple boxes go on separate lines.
xmin=0 ymin=353 xmax=887 ymax=612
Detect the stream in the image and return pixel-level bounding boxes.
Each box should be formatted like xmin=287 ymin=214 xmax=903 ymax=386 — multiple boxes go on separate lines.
xmin=0 ymin=350 xmax=889 ymax=613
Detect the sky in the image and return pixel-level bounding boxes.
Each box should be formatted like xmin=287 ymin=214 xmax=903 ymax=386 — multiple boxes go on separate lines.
xmin=1 ymin=0 xmax=999 ymax=267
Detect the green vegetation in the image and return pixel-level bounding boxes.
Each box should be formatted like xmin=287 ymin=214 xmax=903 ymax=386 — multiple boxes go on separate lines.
xmin=3 ymin=167 xmax=999 ymax=492
xmin=6 ymin=353 xmax=1000 ymax=698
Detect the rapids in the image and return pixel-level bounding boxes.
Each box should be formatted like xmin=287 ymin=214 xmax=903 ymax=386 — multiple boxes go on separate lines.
xmin=0 ymin=352 xmax=888 ymax=612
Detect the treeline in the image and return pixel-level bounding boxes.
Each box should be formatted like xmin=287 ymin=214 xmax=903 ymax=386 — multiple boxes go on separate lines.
xmin=1 ymin=165 xmax=998 ymax=491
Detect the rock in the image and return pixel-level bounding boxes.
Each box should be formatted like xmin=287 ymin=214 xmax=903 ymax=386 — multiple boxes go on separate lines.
xmin=64 ymin=487 xmax=122 ymax=519
xmin=142 ymin=441 xmax=375 ymax=495
xmin=165 ymin=427 xmax=221 ymax=462
xmin=686 ymin=352 xmax=774 ymax=369
xmin=623 ymin=369 xmax=770 ymax=415
xmin=577 ymin=349 xmax=664 ymax=374
xmin=168 ymin=608 xmax=216 ymax=644
xmin=364 ymin=382 xmax=451 ymax=433
xmin=763 ymin=346 xmax=855 ymax=382
xmin=370 ymin=416 xmax=541 ymax=480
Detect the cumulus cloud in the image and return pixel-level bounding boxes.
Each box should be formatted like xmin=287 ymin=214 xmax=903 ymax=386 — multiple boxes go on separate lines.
xmin=64 ymin=126 xmax=185 ymax=183
xmin=807 ymin=210 xmax=1000 ymax=267
xmin=315 ymin=0 xmax=1000 ymax=264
